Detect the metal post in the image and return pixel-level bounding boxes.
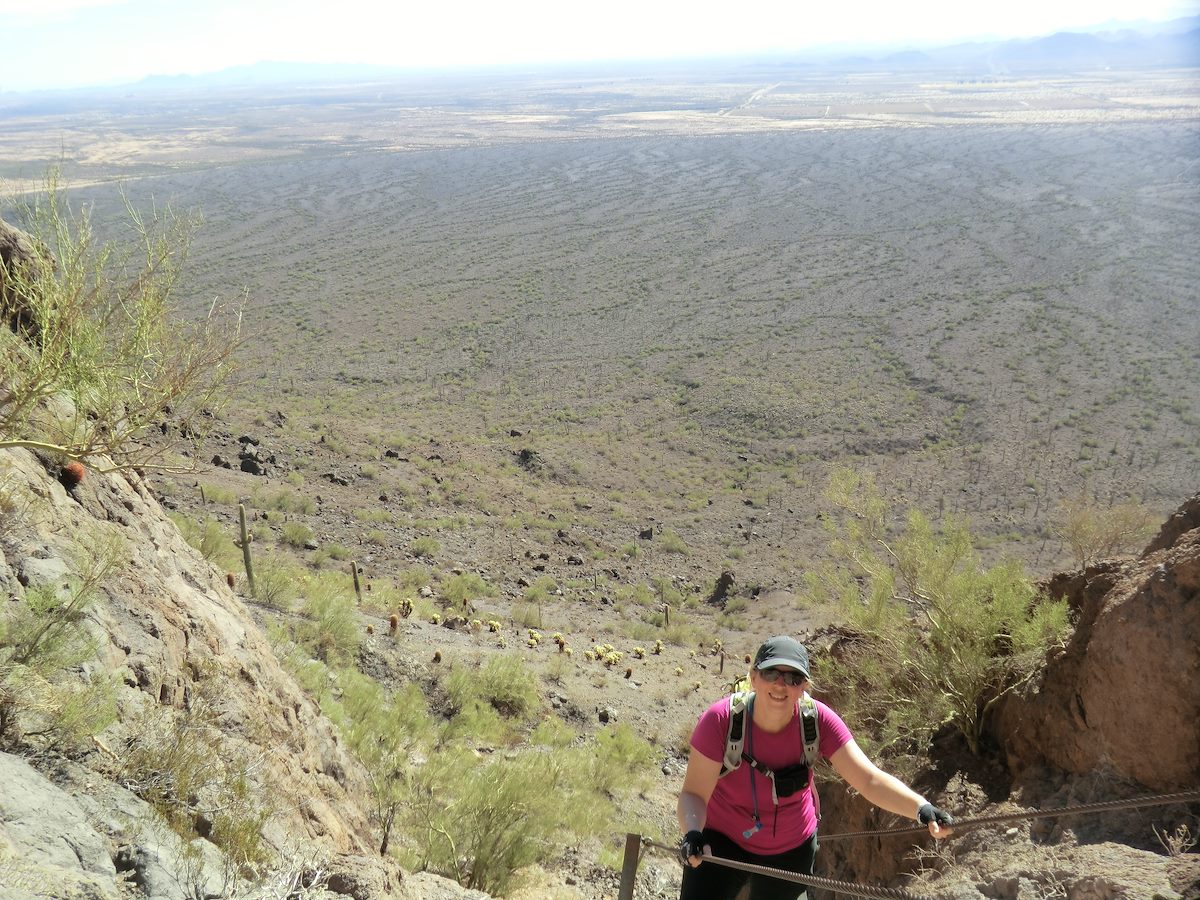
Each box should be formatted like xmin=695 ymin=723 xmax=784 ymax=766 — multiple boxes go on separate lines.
xmin=617 ymin=833 xmax=642 ymax=900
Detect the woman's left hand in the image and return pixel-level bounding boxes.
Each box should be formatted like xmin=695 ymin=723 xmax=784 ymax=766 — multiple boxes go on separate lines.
xmin=919 ymin=802 xmax=954 ymax=838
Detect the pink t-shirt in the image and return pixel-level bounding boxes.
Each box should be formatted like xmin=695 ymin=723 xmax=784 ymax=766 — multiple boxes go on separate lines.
xmin=691 ymin=693 xmax=853 ymax=854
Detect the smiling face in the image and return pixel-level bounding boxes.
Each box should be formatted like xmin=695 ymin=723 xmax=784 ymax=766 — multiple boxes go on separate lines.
xmin=749 ymin=665 xmax=810 ymax=730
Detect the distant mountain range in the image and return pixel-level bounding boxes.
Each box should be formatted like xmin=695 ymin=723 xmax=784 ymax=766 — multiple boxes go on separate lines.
xmin=877 ymin=17 xmax=1200 ymax=72
xmin=4 ymin=16 xmax=1199 ymax=98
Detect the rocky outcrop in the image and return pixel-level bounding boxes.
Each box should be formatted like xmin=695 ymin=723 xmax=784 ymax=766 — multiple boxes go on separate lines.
xmin=0 ymin=445 xmax=383 ymax=894
xmin=1143 ymin=493 xmax=1200 ymax=556
xmin=809 ymin=495 xmax=1200 ymax=899
xmin=0 ymin=217 xmax=48 ymax=341
xmin=991 ymin=492 xmax=1200 ymax=791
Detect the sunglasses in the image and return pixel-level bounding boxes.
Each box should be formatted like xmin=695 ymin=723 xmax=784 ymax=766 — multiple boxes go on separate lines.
xmin=757 ymin=668 xmax=808 ymax=687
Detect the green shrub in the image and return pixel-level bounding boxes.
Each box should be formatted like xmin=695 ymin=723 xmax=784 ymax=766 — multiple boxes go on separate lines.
xmin=397 ymin=566 xmax=431 ymax=592
xmin=441 ymin=697 xmax=514 ymax=747
xmin=521 ymin=574 xmax=558 ymax=608
xmin=716 ymin=612 xmax=749 ymax=631
xmin=294 ymin=576 xmax=359 ymax=664
xmin=325 ymin=542 xmax=353 ymax=561
xmin=0 ymin=535 xmax=122 ymax=749
xmin=196 ymin=483 xmax=237 ymax=505
xmin=591 ymin=723 xmax=657 ymax=796
xmin=410 ymin=536 xmax=440 ymax=558
xmin=171 ymin=513 xmax=239 ymax=568
xmin=253 ymin=487 xmax=316 ymax=515
xmin=807 ymin=469 xmax=1070 ymax=757
xmin=510 ymin=602 xmax=543 ymax=629
xmin=447 ymin=654 xmax=539 ymax=721
xmin=0 ymin=172 xmax=241 ymax=469
xmin=119 ymin=696 xmax=272 ymax=882
xmin=407 ymin=746 xmax=600 ymax=895
xmin=659 ymin=529 xmax=690 ymax=555
xmin=660 ymin=621 xmax=706 ymax=647
xmin=530 ymin=716 xmax=577 ymax=749
xmin=352 ymin=506 xmax=392 ymax=523
xmin=324 ymin=669 xmax=433 ymax=854
xmin=616 ymin=583 xmax=655 ymax=607
xmin=442 ymin=572 xmax=495 ymax=606
xmin=1052 ymin=493 xmax=1156 ymax=569
xmin=251 ymin=551 xmax=300 ymax=610
xmin=280 ymin=522 xmax=314 ymax=548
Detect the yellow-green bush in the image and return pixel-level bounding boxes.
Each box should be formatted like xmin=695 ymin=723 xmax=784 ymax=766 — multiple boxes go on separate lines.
xmin=171 ymin=512 xmax=241 ymax=570
xmin=658 ymin=529 xmax=690 ymax=555
xmin=293 ymin=574 xmax=359 ymax=664
xmin=250 ymin=551 xmax=300 ymax=610
xmin=448 ymin=654 xmax=539 ymax=721
xmin=119 ymin=697 xmax=272 ymax=882
xmin=0 ymin=172 xmax=240 ymax=469
xmin=409 ymin=536 xmax=440 ymax=558
xmin=1052 ymin=492 xmax=1156 ymax=569
xmin=407 ymin=745 xmax=605 ymax=895
xmin=0 ymin=537 xmax=121 ymax=749
xmin=280 ymin=521 xmax=314 ymax=548
xmin=591 ymin=723 xmax=657 ymax=796
xmin=442 ymin=572 xmax=495 ymax=606
xmin=806 ymin=469 xmax=1070 ymax=757
xmin=322 ymin=668 xmax=432 ymax=855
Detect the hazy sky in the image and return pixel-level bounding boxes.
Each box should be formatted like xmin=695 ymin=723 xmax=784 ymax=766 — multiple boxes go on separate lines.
xmin=1 ymin=0 xmax=1197 ymax=92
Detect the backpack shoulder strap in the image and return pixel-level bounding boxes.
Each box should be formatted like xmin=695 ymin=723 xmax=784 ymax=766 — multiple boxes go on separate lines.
xmin=799 ymin=691 xmax=822 ymax=826
xmin=798 ymin=691 xmax=820 ymax=767
xmin=720 ymin=691 xmax=754 ymax=776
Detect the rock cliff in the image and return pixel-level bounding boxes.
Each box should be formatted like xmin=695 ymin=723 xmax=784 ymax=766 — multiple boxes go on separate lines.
xmin=992 ymin=493 xmax=1200 ymax=791
xmin=0 ymin=445 xmax=424 ymax=897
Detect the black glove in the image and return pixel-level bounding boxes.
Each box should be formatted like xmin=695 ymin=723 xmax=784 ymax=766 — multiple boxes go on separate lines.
xmin=680 ymin=829 xmax=706 ymax=864
xmin=918 ymin=802 xmax=953 ymax=828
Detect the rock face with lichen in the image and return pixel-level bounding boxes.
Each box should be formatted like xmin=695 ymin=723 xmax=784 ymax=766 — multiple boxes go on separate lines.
xmin=0 ymin=445 xmax=401 ymax=897
xmin=1 ymin=445 xmax=376 ymax=841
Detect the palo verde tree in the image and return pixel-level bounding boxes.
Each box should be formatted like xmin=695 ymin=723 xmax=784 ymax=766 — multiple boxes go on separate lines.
xmin=1052 ymin=490 xmax=1156 ymax=570
xmin=0 ymin=170 xmax=242 ymax=471
xmin=804 ymin=468 xmax=1070 ymax=759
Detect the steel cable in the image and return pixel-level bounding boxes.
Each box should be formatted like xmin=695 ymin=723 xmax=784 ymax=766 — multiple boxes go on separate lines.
xmin=640 ymin=839 xmax=934 ymax=900
xmin=817 ymin=788 xmax=1200 ymax=842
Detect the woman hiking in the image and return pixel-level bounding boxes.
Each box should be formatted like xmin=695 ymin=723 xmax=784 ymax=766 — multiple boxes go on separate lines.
xmin=677 ymin=634 xmax=953 ymax=899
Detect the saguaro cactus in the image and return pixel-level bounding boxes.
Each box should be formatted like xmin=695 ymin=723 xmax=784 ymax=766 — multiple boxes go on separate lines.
xmin=238 ymin=503 xmax=256 ymax=596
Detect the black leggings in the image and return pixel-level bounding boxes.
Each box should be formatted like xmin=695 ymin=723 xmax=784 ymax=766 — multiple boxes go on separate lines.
xmin=677 ymin=828 xmax=817 ymax=900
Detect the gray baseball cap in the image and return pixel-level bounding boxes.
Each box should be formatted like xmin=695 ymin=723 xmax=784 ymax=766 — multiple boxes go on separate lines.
xmin=753 ymin=635 xmax=810 ymax=676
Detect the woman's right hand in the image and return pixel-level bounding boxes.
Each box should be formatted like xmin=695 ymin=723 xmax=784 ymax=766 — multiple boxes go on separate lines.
xmin=679 ymin=830 xmax=709 ymax=867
